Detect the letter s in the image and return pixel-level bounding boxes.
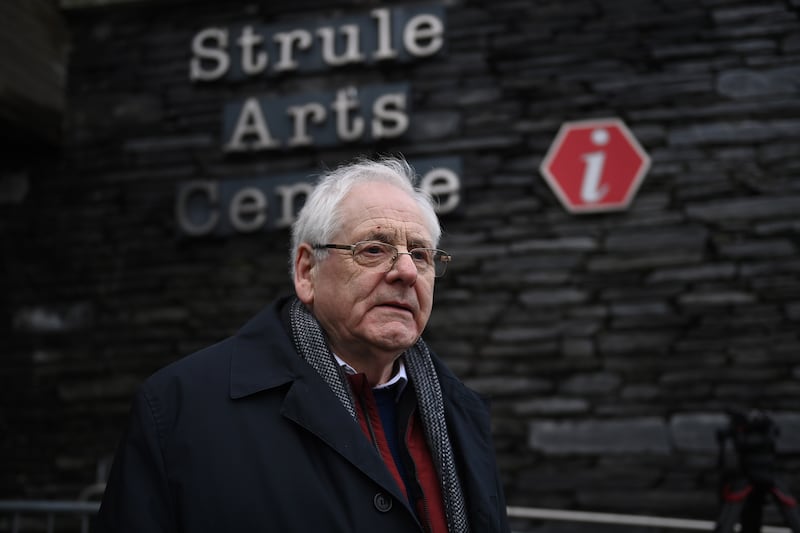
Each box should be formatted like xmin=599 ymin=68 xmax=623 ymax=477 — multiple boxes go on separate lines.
xmin=190 ymin=28 xmax=230 ymax=81
xmin=372 ymin=92 xmax=409 ymax=139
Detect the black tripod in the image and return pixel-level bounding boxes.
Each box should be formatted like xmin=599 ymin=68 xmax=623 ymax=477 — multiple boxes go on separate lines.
xmin=713 ymin=410 xmax=800 ymax=533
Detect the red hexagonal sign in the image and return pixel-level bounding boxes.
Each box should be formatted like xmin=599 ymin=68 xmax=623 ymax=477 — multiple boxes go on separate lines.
xmin=540 ymin=118 xmax=651 ymax=214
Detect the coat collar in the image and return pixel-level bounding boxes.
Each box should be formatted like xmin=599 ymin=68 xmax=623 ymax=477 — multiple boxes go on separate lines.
xmin=228 ymin=298 xmax=301 ymax=399
xmin=227 ymin=297 xmax=414 ymax=513
xmin=227 ymin=297 xmax=504 ymax=529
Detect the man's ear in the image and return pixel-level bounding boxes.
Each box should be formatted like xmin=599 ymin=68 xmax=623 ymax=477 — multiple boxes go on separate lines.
xmin=294 ymin=244 xmax=316 ymax=305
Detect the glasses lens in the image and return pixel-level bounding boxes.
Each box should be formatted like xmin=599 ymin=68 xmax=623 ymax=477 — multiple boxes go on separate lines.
xmin=410 ymin=248 xmax=434 ymax=266
xmin=353 ymin=241 xmax=394 ymax=267
xmin=351 ymin=242 xmax=451 ymax=277
xmin=432 ymin=250 xmax=451 ymax=277
xmin=411 ymin=248 xmax=450 ymax=277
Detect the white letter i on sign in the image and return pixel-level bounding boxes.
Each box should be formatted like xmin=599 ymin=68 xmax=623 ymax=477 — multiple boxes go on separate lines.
xmin=580 ymin=128 xmax=610 ymax=203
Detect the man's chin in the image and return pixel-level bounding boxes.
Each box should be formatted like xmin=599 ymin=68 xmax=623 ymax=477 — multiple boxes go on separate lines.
xmin=366 ymin=326 xmax=420 ymax=353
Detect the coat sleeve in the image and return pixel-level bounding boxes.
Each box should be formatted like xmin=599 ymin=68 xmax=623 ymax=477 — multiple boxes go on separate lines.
xmin=96 ymin=383 xmax=176 ymax=533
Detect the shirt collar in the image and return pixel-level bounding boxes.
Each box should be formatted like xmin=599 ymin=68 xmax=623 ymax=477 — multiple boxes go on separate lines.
xmin=333 ymin=354 xmax=408 ymax=398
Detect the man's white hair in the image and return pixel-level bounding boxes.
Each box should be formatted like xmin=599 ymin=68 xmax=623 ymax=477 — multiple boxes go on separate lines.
xmin=290 ymin=156 xmax=441 ymax=279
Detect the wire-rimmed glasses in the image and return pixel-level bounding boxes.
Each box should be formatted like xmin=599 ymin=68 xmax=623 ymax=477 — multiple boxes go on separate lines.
xmin=313 ymin=240 xmax=452 ymax=278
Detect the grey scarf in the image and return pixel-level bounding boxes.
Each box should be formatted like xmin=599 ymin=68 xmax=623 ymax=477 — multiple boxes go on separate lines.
xmin=289 ymin=297 xmax=469 ymax=533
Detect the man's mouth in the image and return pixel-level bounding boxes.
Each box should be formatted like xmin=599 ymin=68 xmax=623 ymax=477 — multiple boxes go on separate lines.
xmin=379 ymin=302 xmax=414 ymax=314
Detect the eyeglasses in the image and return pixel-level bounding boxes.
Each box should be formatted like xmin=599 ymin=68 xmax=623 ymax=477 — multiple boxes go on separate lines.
xmin=313 ymin=240 xmax=452 ymax=278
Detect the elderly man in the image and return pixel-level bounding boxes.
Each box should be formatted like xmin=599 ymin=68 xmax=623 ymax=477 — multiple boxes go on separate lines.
xmin=97 ymin=157 xmax=510 ymax=533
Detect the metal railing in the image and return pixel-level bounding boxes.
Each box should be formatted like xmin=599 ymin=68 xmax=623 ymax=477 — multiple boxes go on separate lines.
xmin=507 ymin=506 xmax=793 ymax=533
xmin=0 ymin=500 xmax=99 ymax=533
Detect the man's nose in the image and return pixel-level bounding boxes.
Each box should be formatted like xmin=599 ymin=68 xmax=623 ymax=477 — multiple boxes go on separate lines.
xmin=390 ymin=252 xmax=419 ymax=281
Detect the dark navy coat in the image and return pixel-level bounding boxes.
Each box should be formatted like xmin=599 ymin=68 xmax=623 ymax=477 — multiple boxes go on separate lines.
xmin=97 ymin=298 xmax=510 ymax=533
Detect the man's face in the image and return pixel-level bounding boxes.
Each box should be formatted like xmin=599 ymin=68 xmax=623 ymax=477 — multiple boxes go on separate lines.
xmin=295 ymin=181 xmax=435 ymax=367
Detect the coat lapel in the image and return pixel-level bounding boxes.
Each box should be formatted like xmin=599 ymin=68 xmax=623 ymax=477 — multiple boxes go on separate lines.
xmin=227 ymin=300 xmax=410 ymax=508
xmin=280 ymin=373 xmax=409 ymax=505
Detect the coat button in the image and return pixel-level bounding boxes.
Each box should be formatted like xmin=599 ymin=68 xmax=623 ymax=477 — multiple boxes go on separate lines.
xmin=373 ymin=492 xmax=392 ymax=512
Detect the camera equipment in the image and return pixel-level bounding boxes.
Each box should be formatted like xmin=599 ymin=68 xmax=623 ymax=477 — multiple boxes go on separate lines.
xmin=713 ymin=409 xmax=800 ymax=533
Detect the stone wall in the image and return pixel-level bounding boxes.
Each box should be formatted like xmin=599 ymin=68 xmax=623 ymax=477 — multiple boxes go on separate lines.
xmin=2 ymin=0 xmax=799 ymax=527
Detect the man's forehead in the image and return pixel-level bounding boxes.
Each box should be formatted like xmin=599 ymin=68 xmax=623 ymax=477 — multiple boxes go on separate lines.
xmin=339 ymin=184 xmax=430 ymax=238
xmin=346 ymin=217 xmax=431 ymax=243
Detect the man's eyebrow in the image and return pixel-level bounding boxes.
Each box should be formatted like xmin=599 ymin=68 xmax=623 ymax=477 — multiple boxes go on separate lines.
xmin=408 ymin=237 xmax=433 ymax=249
xmin=362 ymin=231 xmax=393 ymax=243
xmin=361 ymin=231 xmax=431 ymax=248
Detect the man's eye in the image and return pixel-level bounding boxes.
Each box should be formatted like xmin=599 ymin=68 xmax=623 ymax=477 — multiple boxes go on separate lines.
xmin=362 ymin=244 xmax=387 ymax=255
xmin=411 ymin=249 xmax=432 ymax=263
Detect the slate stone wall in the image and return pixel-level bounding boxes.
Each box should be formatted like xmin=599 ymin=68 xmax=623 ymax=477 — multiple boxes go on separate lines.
xmin=2 ymin=0 xmax=799 ymax=527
